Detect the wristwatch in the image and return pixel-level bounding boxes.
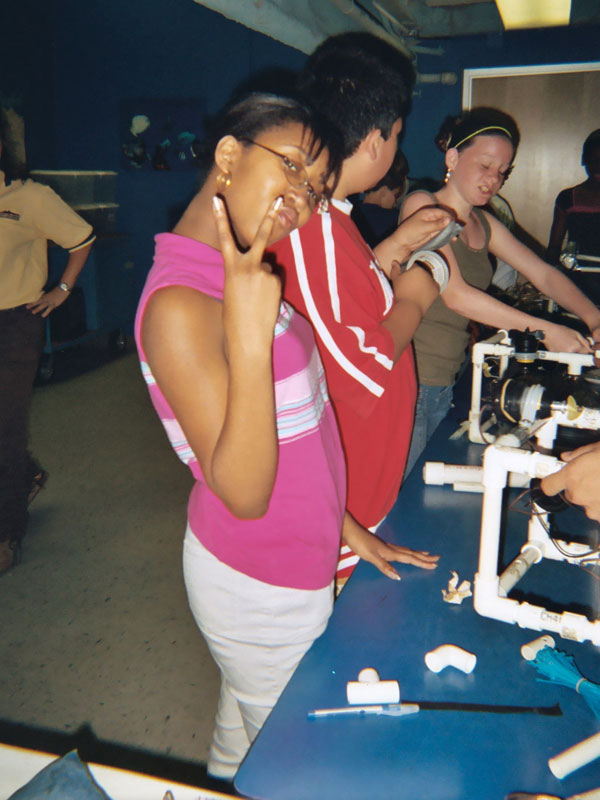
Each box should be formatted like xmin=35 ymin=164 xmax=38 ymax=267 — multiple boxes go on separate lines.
xmin=58 ymin=282 xmax=72 ymax=293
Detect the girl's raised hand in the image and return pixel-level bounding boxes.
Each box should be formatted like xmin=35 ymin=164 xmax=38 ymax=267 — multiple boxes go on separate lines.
xmin=213 ymin=195 xmax=284 ymax=356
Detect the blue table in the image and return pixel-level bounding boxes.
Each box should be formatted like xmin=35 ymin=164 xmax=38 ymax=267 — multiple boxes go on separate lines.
xmin=235 ymin=413 xmax=600 ymax=800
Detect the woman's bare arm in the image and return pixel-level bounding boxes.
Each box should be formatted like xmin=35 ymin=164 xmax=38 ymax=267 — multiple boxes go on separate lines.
xmin=402 ymin=194 xmax=598 ymax=352
xmin=487 ymin=213 xmax=600 ymax=339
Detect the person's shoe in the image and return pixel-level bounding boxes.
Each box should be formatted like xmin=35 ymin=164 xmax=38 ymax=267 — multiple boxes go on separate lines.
xmin=0 ymin=540 xmax=16 ymax=575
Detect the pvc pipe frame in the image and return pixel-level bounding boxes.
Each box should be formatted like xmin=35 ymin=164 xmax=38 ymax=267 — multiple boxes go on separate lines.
xmin=473 ymin=444 xmax=600 ymax=646
xmin=469 ymin=333 xmax=511 ymax=444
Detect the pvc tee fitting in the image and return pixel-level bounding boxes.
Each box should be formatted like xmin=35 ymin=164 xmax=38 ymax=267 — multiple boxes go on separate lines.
xmin=346 ymin=667 xmax=400 ymax=705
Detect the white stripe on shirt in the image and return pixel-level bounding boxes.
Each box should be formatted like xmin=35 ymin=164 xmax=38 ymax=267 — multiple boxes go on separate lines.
xmin=347 ymin=326 xmax=394 ymax=369
xmin=290 ymin=226 xmax=385 ymax=398
xmin=323 ymin=212 xmax=341 ymax=323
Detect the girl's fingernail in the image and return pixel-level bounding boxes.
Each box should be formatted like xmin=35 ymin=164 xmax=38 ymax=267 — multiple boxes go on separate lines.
xmin=213 ymin=196 xmax=223 ymax=213
xmin=389 ymin=572 xmax=401 ymax=581
xmin=273 ymin=196 xmax=284 ymax=211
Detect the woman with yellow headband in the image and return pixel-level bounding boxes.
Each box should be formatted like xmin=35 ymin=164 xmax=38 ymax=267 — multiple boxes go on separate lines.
xmin=401 ymin=107 xmax=600 ymax=475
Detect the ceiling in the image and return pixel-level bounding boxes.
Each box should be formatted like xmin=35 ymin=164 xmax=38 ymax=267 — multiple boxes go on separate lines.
xmin=194 ymin=0 xmax=600 ymax=56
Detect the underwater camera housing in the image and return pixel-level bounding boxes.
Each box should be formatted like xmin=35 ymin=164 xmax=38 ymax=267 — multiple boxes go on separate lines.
xmin=468 ymin=329 xmax=600 ymax=453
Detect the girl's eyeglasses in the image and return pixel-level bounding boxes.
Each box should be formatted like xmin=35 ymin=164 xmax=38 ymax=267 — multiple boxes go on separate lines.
xmin=243 ymin=140 xmax=323 ymax=209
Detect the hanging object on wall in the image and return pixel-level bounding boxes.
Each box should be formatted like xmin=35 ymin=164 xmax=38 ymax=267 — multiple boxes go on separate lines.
xmin=119 ymin=99 xmax=205 ymax=172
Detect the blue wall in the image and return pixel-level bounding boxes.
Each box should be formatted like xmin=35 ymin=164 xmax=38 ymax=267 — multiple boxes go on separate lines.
xmin=3 ymin=2 xmax=599 ymax=298
xmin=14 ymin=0 xmax=306 ymax=296
xmin=0 ymin=0 xmax=56 ymax=166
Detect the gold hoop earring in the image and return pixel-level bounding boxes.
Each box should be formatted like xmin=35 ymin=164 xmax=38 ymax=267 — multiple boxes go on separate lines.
xmin=216 ymin=171 xmax=232 ymax=192
xmin=444 ymin=169 xmax=452 ymax=184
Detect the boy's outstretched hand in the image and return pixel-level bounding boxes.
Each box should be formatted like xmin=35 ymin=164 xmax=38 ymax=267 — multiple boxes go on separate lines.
xmin=540 ymin=442 xmax=600 ymax=522
xmin=374 ymin=206 xmax=453 ymax=277
xmin=342 ymin=513 xmax=440 ymax=581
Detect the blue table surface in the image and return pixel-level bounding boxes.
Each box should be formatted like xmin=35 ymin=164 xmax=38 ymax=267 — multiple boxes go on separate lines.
xmin=235 ymin=410 xmax=600 ymax=800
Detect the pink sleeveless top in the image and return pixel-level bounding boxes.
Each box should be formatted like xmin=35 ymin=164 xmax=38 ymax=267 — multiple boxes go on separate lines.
xmin=135 ymin=233 xmax=346 ymax=590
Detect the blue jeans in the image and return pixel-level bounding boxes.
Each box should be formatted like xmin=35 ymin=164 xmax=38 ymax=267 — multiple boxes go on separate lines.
xmin=404 ymin=383 xmax=454 ymax=478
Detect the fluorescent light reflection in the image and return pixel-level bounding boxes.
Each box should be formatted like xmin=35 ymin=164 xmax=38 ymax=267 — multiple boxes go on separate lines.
xmin=495 ymin=0 xmax=571 ymax=30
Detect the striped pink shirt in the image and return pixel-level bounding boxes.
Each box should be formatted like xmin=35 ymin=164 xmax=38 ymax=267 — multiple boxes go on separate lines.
xmin=135 ymin=233 xmax=346 ymax=590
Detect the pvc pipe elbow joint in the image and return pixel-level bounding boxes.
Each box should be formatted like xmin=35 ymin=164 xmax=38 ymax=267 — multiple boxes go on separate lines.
xmin=424 ymin=644 xmax=477 ymax=674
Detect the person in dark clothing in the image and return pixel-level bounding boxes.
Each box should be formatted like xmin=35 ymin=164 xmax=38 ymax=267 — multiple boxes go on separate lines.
xmin=351 ymin=148 xmax=409 ymax=248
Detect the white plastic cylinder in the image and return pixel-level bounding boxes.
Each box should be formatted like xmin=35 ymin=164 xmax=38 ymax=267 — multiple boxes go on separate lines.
xmin=548 ymin=731 xmax=600 ymax=779
xmin=423 ymin=461 xmax=530 ymax=490
xmin=520 ymin=634 xmax=555 ymax=661
xmin=424 ymin=644 xmax=477 ymax=674
xmin=346 ymin=668 xmax=400 ymax=705
xmin=498 ymin=545 xmax=541 ymax=596
xmin=423 ymin=462 xmax=482 ymax=485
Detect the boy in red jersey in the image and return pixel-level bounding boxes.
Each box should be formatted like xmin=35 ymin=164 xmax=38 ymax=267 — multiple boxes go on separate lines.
xmin=272 ymin=33 xmax=450 ymax=588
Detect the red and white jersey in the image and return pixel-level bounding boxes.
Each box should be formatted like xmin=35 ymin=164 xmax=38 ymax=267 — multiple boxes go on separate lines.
xmin=272 ymin=198 xmax=417 ymax=530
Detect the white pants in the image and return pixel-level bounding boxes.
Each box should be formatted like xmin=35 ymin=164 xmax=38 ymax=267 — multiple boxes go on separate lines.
xmin=182 ymin=525 xmax=333 ymax=779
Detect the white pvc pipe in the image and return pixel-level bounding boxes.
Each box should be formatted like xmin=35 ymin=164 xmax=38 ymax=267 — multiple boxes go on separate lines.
xmin=474 ymin=567 xmax=600 ymax=645
xmin=477 ymin=447 xmax=508 ymax=579
xmin=520 ymin=635 xmax=555 ymax=661
xmin=537 ymin=348 xmax=594 ymax=375
xmin=494 ymin=427 xmax=534 ymax=448
xmin=498 ymin=544 xmax=541 ymax=596
xmin=423 ymin=461 xmax=529 ymax=490
xmin=478 ymin=446 xmax=560 ymax=579
xmin=346 ymin=668 xmax=400 ymax=705
xmin=548 ymin=731 xmax=600 ymax=779
xmin=346 ymin=680 xmax=399 ymax=704
xmin=424 ymin=645 xmax=476 ymax=674
xmin=468 ymin=334 xmax=511 ymax=445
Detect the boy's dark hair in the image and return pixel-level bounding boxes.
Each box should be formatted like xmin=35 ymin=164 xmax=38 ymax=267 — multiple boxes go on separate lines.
xmin=0 ymin=108 xmax=28 ymax=183
xmin=582 ymin=128 xmax=600 ymax=166
xmin=193 ymin=91 xmax=343 ymax=190
xmin=298 ymin=32 xmax=415 ymax=159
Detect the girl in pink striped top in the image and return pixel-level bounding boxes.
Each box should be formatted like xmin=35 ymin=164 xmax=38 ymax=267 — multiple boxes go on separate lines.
xmin=134 ymin=93 xmax=345 ymax=779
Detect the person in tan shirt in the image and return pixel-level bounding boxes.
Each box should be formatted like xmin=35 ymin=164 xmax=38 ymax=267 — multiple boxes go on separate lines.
xmin=0 ymin=119 xmax=95 ymax=573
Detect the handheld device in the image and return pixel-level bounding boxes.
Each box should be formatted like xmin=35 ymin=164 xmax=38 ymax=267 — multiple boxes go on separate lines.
xmin=421 ymin=219 xmax=463 ymax=251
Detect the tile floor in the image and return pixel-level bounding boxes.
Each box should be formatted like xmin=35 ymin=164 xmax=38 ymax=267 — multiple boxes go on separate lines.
xmin=0 ymin=346 xmax=230 ymax=790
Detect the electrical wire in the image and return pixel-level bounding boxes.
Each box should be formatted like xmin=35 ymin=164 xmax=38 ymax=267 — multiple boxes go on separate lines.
xmin=477 ymin=403 xmax=497 ymax=444
xmin=508 ymin=487 xmax=600 ymax=562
